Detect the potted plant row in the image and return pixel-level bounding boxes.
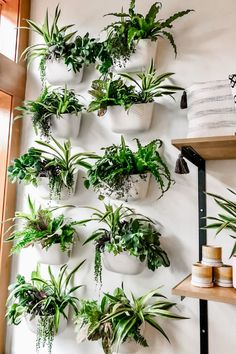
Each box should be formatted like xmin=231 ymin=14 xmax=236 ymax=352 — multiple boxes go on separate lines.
xmin=6 ymin=262 xmax=84 ymax=354
xmin=84 ymin=203 xmax=170 ymax=283
xmin=206 ymin=189 xmax=236 ymax=288
xmin=8 ymin=137 xmax=97 ymax=200
xmin=103 ymin=0 xmax=193 ymax=72
xmin=21 ymin=3 xmax=193 ymax=82
xmin=75 ymin=285 xmax=187 ymax=354
xmin=85 ymin=136 xmax=173 ymax=201
xmin=17 ymin=86 xmax=84 ymax=139
xmin=5 ymin=195 xmax=88 ymax=265
xmin=88 ymin=61 xmax=183 ymax=133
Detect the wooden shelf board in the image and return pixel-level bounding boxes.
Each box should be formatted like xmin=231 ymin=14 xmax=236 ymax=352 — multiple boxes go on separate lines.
xmin=172 ymin=136 xmax=236 ymax=160
xmin=172 ymin=275 xmax=236 ymax=305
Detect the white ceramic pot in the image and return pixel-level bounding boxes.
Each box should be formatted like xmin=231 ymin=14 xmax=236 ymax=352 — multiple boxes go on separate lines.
xmin=51 ymin=113 xmax=82 ymax=139
xmin=26 ymin=313 xmax=68 ymax=335
xmin=103 ymin=251 xmax=145 ymax=275
xmin=114 ymin=39 xmax=157 ymax=73
xmin=108 ymin=103 xmax=154 ymax=134
xmin=37 ymin=172 xmax=78 ymax=201
xmin=46 ymin=59 xmax=84 ymax=85
xmin=34 ymin=243 xmax=70 ymax=265
xmin=109 ymin=173 xmax=150 ymax=201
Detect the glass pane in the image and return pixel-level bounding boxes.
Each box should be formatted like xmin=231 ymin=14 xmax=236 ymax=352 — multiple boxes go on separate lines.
xmin=0 ymin=90 xmax=12 ymax=228
xmin=0 ymin=0 xmax=20 ymax=60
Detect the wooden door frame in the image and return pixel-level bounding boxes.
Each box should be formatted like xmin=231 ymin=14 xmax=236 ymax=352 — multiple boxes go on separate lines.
xmin=0 ymin=1 xmax=30 ymax=353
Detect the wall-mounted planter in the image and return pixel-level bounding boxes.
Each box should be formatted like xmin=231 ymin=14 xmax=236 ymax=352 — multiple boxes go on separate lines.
xmin=233 ymin=255 xmax=236 ymax=289
xmin=114 ymin=39 xmax=157 ymax=73
xmin=26 ymin=313 xmax=68 ymax=335
xmin=108 ymin=103 xmax=154 ymax=134
xmin=37 ymin=172 xmax=78 ymax=201
xmin=46 ymin=59 xmax=84 ymax=86
xmin=109 ymin=173 xmax=150 ymax=201
xmin=51 ymin=113 xmax=82 ymax=139
xmin=34 ymin=243 xmax=70 ymax=265
xmin=103 ymin=251 xmax=145 ymax=275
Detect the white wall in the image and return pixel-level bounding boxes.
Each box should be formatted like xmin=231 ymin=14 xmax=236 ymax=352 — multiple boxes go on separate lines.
xmin=7 ymin=1 xmax=236 ymax=354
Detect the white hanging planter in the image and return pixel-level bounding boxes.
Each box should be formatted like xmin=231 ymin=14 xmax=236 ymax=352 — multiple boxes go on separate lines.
xmin=51 ymin=113 xmax=82 ymax=139
xmin=114 ymin=39 xmax=157 ymax=73
xmin=26 ymin=311 xmax=68 ymax=335
xmin=34 ymin=243 xmax=71 ymax=265
xmin=103 ymin=251 xmax=146 ymax=275
xmin=108 ymin=103 xmax=154 ymax=134
xmin=108 ymin=173 xmax=150 ymax=201
xmin=37 ymin=172 xmax=78 ymax=201
xmin=46 ymin=59 xmax=84 ymax=85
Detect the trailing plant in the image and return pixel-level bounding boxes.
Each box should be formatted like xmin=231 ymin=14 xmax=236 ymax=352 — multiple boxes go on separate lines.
xmin=84 ymin=203 xmax=170 ymax=283
xmin=88 ymin=61 xmax=183 ymax=116
xmin=21 ymin=5 xmax=101 ymax=81
xmin=205 ymin=189 xmax=236 ymax=257
xmin=8 ymin=137 xmax=97 ymax=199
xmin=16 ymin=87 xmax=84 ymax=138
xmin=103 ymin=0 xmax=194 ymax=67
xmin=6 ymin=262 xmax=84 ymax=354
xmin=5 ymin=195 xmax=88 ymax=254
xmin=85 ymin=136 xmax=173 ymax=200
xmin=75 ymin=285 xmax=187 ymax=354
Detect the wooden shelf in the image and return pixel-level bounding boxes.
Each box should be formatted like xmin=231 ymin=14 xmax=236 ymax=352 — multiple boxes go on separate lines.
xmin=172 ymin=275 xmax=236 ymax=305
xmin=172 ymin=136 xmax=236 ymax=160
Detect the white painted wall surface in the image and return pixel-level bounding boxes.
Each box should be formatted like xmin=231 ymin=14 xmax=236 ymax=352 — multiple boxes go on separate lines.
xmin=6 ymin=1 xmax=236 ymax=354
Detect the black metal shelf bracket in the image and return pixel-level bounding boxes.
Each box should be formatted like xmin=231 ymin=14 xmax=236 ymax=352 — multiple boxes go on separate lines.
xmin=181 ymin=146 xmax=208 ymax=354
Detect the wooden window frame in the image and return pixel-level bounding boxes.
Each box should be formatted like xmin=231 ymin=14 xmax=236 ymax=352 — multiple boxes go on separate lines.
xmin=0 ymin=1 xmax=30 ymax=353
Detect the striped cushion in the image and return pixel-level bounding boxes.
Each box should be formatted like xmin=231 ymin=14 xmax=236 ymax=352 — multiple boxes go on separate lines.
xmin=186 ymin=80 xmax=236 ymax=138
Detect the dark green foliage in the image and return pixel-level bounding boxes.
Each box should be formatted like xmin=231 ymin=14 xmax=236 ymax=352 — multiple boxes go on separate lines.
xmin=5 ymin=196 xmax=86 ymax=254
xmin=7 ymin=148 xmax=43 ymax=186
xmin=88 ymin=61 xmax=183 ymax=116
xmin=6 ymin=262 xmax=84 ymax=354
xmin=85 ymin=136 xmax=173 ymax=199
xmin=103 ymin=1 xmax=194 ymax=66
xmin=84 ymin=204 xmax=170 ymax=283
xmin=21 ymin=5 xmax=102 ymax=77
xmin=16 ymin=87 xmax=84 ymax=138
xmin=75 ymin=286 xmax=187 ymax=354
xmin=205 ymin=189 xmax=236 ymax=257
xmin=8 ymin=137 xmax=97 ymax=198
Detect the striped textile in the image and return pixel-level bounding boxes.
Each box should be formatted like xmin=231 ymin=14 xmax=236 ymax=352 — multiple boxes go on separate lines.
xmin=186 ymin=80 xmax=236 ymax=137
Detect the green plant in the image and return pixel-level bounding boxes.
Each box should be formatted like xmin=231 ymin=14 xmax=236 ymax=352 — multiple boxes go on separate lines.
xmin=88 ymin=61 xmax=182 ymax=116
xmin=6 ymin=262 xmax=84 ymax=354
xmin=8 ymin=137 xmax=97 ymax=198
xmin=205 ymin=189 xmax=236 ymax=257
xmin=84 ymin=203 xmax=170 ymax=283
xmin=21 ymin=5 xmax=101 ymax=80
xmin=16 ymin=87 xmax=84 ymax=138
xmin=5 ymin=195 xmax=88 ymax=254
xmin=85 ymin=136 xmax=173 ymax=200
xmin=75 ymin=285 xmax=187 ymax=354
xmin=103 ymin=0 xmax=193 ymax=67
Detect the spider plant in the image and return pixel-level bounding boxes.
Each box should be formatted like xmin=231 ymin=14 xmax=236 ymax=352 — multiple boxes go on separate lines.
xmin=4 ymin=195 xmax=88 ymax=254
xmin=84 ymin=203 xmax=170 ymax=283
xmin=16 ymin=87 xmax=84 ymax=138
xmin=205 ymin=189 xmax=236 ymax=257
xmin=8 ymin=137 xmax=98 ymax=198
xmin=88 ymin=61 xmax=183 ymax=116
xmin=103 ymin=0 xmax=194 ymax=67
xmin=74 ymin=285 xmax=188 ymax=354
xmin=6 ymin=261 xmax=84 ymax=354
xmin=85 ymin=136 xmax=173 ymax=200
xmin=21 ymin=5 xmax=100 ymax=80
